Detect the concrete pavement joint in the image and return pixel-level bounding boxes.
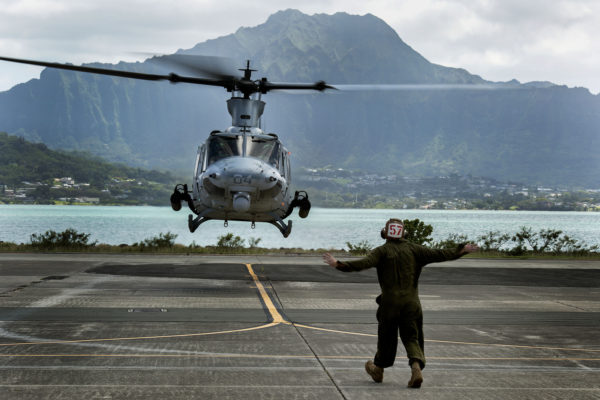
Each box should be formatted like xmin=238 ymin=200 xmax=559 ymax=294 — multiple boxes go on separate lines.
xmin=555 ymin=299 xmax=588 ymax=312
xmin=247 ymin=263 xmax=347 ymax=399
xmin=0 ymin=354 xmax=599 ymax=362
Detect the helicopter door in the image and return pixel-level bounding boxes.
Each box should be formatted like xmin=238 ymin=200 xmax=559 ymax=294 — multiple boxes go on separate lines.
xmin=279 ymin=149 xmax=290 ymax=179
xmin=193 ymin=145 xmax=205 ymax=194
xmin=277 ymin=151 xmax=284 ymax=177
xmin=284 ymin=151 xmax=291 ymax=183
xmin=195 ymin=145 xmax=206 ymax=175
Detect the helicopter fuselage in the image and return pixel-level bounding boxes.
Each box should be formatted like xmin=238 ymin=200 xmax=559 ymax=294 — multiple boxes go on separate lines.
xmin=194 ymin=130 xmax=291 ymax=221
xmin=171 ymin=96 xmax=311 ymax=237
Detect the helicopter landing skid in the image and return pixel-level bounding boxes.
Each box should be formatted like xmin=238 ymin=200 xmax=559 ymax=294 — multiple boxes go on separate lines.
xmin=268 ymin=213 xmax=293 ymax=238
xmin=188 ymin=210 xmax=213 ymax=233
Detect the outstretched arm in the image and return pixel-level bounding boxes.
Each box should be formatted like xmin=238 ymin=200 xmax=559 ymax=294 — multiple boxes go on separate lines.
xmin=323 ymin=249 xmax=381 ymax=272
xmin=323 ymin=253 xmax=338 ymax=267
xmin=413 ymin=242 xmax=479 ymax=265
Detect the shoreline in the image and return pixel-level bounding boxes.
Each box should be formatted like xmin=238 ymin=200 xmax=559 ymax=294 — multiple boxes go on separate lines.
xmin=1 ymin=203 xmax=599 ymax=212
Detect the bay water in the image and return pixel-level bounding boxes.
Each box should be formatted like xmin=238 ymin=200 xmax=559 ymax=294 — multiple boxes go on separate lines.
xmin=1 ymin=205 xmax=599 ymax=250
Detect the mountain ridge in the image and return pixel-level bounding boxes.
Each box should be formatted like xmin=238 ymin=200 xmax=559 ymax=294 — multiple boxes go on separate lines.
xmin=0 ymin=9 xmax=598 ymax=187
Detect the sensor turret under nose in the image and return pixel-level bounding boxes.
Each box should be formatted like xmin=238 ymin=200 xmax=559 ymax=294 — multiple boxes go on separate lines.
xmin=232 ymin=192 xmax=251 ymax=212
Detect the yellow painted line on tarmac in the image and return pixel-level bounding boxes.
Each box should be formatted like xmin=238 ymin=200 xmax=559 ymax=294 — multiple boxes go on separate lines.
xmin=294 ymin=323 xmax=600 ymax=353
xmin=294 ymin=323 xmax=376 ymax=337
xmin=0 ymin=322 xmax=280 ymax=347
xmin=245 ymin=263 xmax=286 ymax=324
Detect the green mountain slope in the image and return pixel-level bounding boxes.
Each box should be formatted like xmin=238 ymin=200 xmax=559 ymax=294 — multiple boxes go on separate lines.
xmin=0 ymin=132 xmax=177 ymax=205
xmin=0 ymin=132 xmax=174 ymax=185
xmin=0 ymin=9 xmax=599 ymax=187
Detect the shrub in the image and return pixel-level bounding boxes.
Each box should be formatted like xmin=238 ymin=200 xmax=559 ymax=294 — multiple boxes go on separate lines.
xmin=477 ymin=231 xmax=511 ymax=252
xmin=248 ymin=237 xmax=262 ymax=248
xmin=30 ymin=228 xmax=97 ymax=249
xmin=216 ymin=233 xmax=245 ymax=249
xmin=140 ymin=232 xmax=177 ymax=249
xmin=346 ymin=240 xmax=373 ymax=255
xmin=556 ymin=234 xmax=599 ymax=255
xmin=433 ymin=233 xmax=469 ymax=249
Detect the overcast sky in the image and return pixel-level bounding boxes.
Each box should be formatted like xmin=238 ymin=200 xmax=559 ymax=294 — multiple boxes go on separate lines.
xmin=1 ymin=0 xmax=598 ymax=94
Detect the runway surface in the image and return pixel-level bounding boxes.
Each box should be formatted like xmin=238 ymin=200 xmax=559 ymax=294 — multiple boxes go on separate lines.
xmin=0 ymin=253 xmax=598 ymax=399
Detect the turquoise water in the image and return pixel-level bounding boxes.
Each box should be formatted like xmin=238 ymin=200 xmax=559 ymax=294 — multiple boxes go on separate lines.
xmin=1 ymin=205 xmax=599 ymax=249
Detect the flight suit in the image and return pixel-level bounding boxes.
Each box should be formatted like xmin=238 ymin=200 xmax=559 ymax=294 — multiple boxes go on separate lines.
xmin=336 ymin=239 xmax=466 ymax=369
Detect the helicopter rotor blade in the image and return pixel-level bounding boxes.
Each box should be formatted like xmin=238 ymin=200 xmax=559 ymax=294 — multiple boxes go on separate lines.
xmin=0 ymin=55 xmax=334 ymax=95
xmin=150 ymin=54 xmax=241 ymax=81
xmin=0 ymin=55 xmax=234 ymax=89
xmin=332 ymin=83 xmax=518 ymax=91
xmin=260 ymin=80 xmax=335 ymax=93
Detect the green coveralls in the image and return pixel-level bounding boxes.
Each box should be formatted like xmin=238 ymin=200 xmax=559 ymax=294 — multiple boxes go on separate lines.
xmin=337 ymin=239 xmax=465 ymax=369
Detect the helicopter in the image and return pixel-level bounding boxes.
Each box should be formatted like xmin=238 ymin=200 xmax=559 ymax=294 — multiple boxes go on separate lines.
xmin=0 ymin=55 xmax=334 ymax=237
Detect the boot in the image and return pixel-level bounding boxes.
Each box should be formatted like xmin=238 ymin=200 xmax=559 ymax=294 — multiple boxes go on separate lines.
xmin=407 ymin=361 xmax=423 ymax=388
xmin=365 ymin=360 xmax=384 ymax=383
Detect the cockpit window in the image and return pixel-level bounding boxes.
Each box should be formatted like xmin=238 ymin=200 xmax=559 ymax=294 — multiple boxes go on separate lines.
xmin=207 ymin=136 xmax=242 ymax=165
xmin=247 ymin=137 xmax=280 ymax=167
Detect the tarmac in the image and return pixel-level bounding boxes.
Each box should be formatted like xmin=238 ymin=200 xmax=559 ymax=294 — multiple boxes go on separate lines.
xmin=0 ymin=253 xmax=598 ymax=399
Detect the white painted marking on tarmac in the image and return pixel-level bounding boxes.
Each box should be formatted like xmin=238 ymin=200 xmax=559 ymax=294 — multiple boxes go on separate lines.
xmin=0 ymin=273 xmax=280 ymax=356
xmin=327 ymin=363 xmax=600 ymax=372
xmin=467 ymin=327 xmax=502 ymax=341
xmin=573 ymin=360 xmax=593 ymax=371
xmin=0 ymin=275 xmax=112 ymax=344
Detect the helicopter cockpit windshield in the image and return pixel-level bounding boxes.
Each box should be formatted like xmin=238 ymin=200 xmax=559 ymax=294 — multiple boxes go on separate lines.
xmin=247 ymin=137 xmax=280 ymax=167
xmin=206 ymin=134 xmax=281 ymax=168
xmin=207 ymin=136 xmax=242 ymax=165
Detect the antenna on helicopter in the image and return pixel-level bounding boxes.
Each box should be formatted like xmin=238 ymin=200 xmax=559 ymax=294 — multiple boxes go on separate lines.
xmin=240 ymin=60 xmax=255 ymax=80
xmin=238 ymin=60 xmax=257 ymax=99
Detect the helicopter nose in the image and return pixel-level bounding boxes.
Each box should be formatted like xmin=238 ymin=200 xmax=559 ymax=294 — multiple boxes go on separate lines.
xmin=206 ymin=157 xmax=280 ymax=190
xmin=232 ymin=192 xmax=251 ymax=212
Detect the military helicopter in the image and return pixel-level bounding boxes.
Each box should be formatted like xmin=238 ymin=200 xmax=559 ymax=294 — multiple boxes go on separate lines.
xmin=0 ymin=55 xmax=334 ymax=237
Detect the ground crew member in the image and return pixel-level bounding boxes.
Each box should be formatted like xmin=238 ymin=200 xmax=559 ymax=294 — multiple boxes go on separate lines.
xmin=323 ymin=218 xmax=478 ymax=388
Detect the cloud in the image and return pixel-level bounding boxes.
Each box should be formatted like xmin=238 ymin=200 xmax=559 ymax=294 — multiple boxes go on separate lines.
xmin=377 ymin=0 xmax=600 ymax=92
xmin=0 ymin=0 xmax=598 ymax=93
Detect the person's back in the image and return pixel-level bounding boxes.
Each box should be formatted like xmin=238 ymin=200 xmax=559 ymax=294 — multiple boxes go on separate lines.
xmin=323 ymin=218 xmax=479 ymax=388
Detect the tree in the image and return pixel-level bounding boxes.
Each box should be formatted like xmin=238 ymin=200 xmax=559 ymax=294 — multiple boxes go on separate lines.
xmin=402 ymin=219 xmax=433 ymax=245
